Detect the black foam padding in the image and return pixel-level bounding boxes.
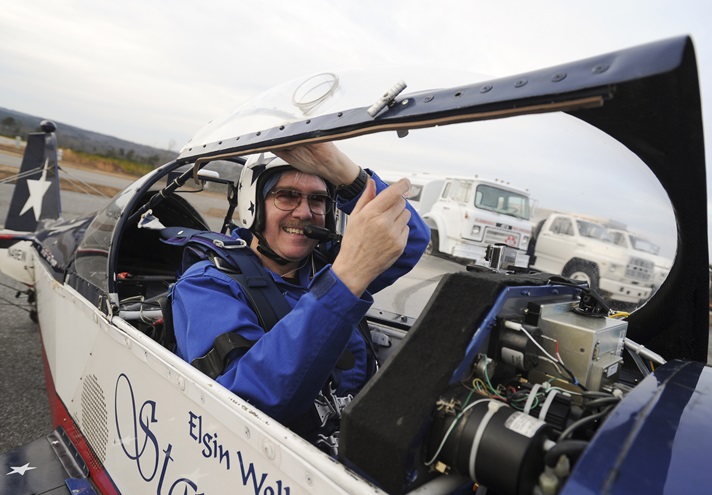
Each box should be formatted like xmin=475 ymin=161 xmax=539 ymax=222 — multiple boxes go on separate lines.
xmin=339 ymin=270 xmax=552 ymax=494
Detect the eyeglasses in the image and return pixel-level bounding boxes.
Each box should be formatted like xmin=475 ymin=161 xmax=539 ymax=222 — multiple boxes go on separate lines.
xmin=270 ymin=189 xmax=333 ymax=215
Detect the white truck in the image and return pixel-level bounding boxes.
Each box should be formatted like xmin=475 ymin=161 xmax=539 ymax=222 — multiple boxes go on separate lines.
xmin=607 ymin=228 xmax=673 ymax=290
xmin=378 ymin=172 xmax=533 ymax=267
xmin=529 ymin=213 xmax=655 ymax=304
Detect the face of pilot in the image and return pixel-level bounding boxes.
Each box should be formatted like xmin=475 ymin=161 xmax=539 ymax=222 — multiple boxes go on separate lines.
xmin=258 ymin=170 xmax=328 ymax=275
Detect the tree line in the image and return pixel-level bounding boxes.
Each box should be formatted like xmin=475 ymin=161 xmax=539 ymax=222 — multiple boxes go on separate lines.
xmin=0 ymin=114 xmax=177 ymax=169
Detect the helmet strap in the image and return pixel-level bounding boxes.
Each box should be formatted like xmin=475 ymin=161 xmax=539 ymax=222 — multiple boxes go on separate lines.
xmin=253 ymin=231 xmax=291 ymax=266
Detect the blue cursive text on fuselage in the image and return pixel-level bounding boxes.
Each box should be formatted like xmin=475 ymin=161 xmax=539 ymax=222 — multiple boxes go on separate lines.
xmin=115 ymin=373 xmax=203 ymax=494
xmin=188 ymin=411 xmax=291 ymax=494
xmin=114 ymin=373 xmax=292 ymax=494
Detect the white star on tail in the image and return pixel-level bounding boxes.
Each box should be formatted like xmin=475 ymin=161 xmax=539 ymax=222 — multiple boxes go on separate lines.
xmin=19 ymin=158 xmax=53 ymax=222
xmin=6 ymin=463 xmax=36 ymax=476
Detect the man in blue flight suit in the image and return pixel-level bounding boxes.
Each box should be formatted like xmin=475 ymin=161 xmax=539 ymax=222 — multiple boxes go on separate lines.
xmin=170 ymin=142 xmax=429 ymax=453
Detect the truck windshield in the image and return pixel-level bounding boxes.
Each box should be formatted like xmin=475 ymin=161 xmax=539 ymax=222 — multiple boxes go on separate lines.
xmin=576 ymin=220 xmax=613 ymax=242
xmin=474 ymin=184 xmax=530 ymax=220
xmin=630 ymin=235 xmax=660 ymax=255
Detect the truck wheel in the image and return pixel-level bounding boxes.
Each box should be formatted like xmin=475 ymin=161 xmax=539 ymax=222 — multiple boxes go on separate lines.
xmin=563 ymin=261 xmax=600 ymax=290
xmin=426 ymin=230 xmax=439 ymax=256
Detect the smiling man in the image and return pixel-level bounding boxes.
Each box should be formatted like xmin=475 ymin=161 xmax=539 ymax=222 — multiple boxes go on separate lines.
xmin=169 ymin=142 xmax=429 ymax=454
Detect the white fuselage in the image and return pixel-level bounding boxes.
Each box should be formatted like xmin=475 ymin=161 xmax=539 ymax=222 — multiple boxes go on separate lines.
xmin=29 ymin=246 xmax=383 ymax=494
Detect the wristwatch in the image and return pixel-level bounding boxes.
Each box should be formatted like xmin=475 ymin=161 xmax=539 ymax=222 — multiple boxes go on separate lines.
xmin=336 ymin=167 xmax=369 ymax=201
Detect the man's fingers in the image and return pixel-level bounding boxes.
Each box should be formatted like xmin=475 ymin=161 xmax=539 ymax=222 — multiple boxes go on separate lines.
xmin=377 ymin=177 xmax=410 ymax=200
xmin=364 ymin=178 xmax=409 ymax=216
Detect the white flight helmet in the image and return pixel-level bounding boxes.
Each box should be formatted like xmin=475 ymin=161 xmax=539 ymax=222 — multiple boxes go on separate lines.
xmin=236 ymin=152 xmax=337 ymax=234
xmin=237 ymin=153 xmax=292 ymax=232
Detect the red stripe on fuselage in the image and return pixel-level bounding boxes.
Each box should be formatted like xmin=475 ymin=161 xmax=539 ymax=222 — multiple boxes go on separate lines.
xmin=39 ymin=325 xmax=121 ymax=495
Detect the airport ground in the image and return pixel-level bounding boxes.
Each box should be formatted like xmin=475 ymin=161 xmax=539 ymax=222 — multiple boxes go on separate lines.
xmin=0 ymin=272 xmax=51 ymax=452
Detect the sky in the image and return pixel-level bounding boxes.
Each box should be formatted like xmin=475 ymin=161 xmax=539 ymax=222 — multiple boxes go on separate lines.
xmin=1 ymin=0 xmax=711 ymax=258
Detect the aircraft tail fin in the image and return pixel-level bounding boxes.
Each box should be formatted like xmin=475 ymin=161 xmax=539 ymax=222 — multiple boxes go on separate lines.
xmin=4 ymin=120 xmax=62 ymax=232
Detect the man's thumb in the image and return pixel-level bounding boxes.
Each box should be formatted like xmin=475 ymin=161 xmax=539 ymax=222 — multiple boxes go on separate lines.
xmin=350 ymin=178 xmax=376 ymax=214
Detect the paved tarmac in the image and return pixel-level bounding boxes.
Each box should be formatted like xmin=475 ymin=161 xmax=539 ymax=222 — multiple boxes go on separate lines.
xmin=0 ymin=272 xmax=51 ymax=452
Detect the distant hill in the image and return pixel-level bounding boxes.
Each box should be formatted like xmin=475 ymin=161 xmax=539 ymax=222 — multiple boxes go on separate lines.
xmin=0 ymin=107 xmax=177 ymax=167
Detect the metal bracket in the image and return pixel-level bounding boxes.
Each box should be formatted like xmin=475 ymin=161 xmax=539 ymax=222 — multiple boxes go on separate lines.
xmin=367 ymin=80 xmax=407 ymax=117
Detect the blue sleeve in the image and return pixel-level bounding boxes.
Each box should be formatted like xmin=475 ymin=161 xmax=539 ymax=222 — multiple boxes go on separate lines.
xmin=335 ymin=169 xmax=430 ymax=294
xmin=170 ymin=260 xmax=372 ymax=424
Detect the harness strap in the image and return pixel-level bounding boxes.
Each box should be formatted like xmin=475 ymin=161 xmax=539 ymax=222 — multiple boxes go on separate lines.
xmin=357 ymin=318 xmax=379 ymax=376
xmin=192 ymin=332 xmax=257 ymax=380
xmin=208 ymin=252 xmax=291 ymax=331
xmin=157 ymin=295 xmax=176 ymax=352
xmin=161 ymin=227 xmax=366 ymax=380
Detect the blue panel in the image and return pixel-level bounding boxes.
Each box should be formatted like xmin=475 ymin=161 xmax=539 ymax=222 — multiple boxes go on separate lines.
xmin=66 ymin=477 xmax=98 ymax=494
xmin=0 ymin=435 xmax=71 ymax=495
xmin=0 ymin=426 xmax=96 ymax=495
xmin=562 ymin=360 xmax=712 ymax=494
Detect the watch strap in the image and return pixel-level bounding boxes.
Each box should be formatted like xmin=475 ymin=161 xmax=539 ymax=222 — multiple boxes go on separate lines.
xmin=336 ymin=167 xmax=369 ymax=201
